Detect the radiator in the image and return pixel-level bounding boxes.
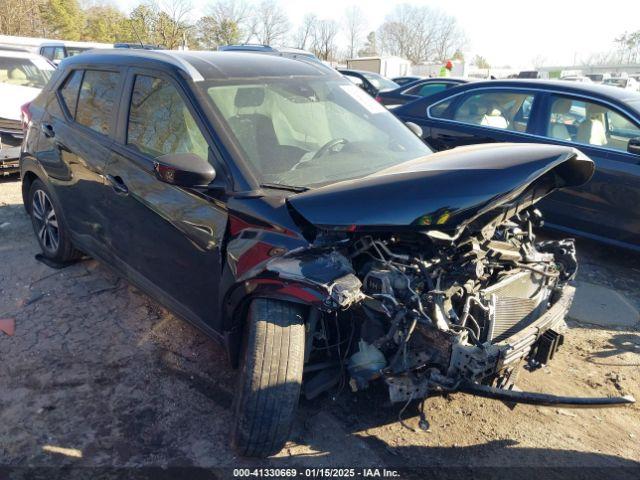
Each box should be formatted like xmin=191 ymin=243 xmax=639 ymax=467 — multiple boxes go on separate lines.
xmin=479 ymin=270 xmax=551 ymax=343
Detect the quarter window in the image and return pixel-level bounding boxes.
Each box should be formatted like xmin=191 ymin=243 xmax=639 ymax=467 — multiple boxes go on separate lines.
xmin=127 ymin=75 xmax=208 ymax=160
xmin=75 ymin=70 xmax=119 ymax=135
xmin=405 ymin=82 xmax=449 ymax=98
xmin=58 ymin=70 xmax=83 ymax=118
xmin=546 ymin=96 xmax=640 ymax=152
xmin=432 ymin=90 xmax=535 ymax=132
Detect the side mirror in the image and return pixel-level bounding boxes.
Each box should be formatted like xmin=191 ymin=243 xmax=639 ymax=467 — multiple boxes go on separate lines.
xmin=405 ymin=121 xmax=423 ymax=137
xmin=628 ymin=137 xmax=640 ymax=155
xmin=153 ymin=153 xmax=216 ymax=187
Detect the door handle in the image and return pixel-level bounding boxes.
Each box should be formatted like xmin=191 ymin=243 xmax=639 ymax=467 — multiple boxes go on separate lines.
xmin=106 ymin=174 xmax=128 ymax=195
xmin=41 ymin=123 xmax=55 ymax=138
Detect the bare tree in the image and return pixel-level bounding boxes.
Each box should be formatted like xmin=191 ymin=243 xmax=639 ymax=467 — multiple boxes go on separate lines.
xmin=208 ymin=0 xmax=254 ymax=43
xmin=344 ymin=5 xmax=366 ymax=59
xmin=153 ymin=0 xmax=192 ymax=49
xmin=378 ymin=4 xmax=465 ymax=64
xmin=254 ymin=0 xmax=289 ymax=46
xmin=0 ymin=0 xmax=46 ymax=36
xmin=312 ymin=19 xmax=339 ymax=61
xmin=292 ymin=13 xmax=317 ymax=50
xmin=431 ymin=11 xmax=465 ymax=63
xmin=615 ymin=31 xmax=640 ymax=64
xmin=358 ymin=31 xmax=377 ymax=57
xmin=531 ymin=54 xmax=547 ymax=69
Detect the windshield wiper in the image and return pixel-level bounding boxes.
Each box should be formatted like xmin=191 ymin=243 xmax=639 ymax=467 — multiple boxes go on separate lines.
xmin=260 ymin=183 xmax=309 ymax=193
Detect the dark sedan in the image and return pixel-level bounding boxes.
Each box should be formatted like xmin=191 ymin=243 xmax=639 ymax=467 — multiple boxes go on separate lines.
xmin=391 ymin=75 xmax=423 ymax=85
xmin=338 ymin=68 xmax=399 ymax=97
xmin=376 ymin=77 xmax=469 ymax=108
xmin=393 ymin=79 xmax=640 ymax=250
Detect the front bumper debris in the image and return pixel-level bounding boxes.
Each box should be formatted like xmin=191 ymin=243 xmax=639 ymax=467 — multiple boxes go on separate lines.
xmin=458 ymin=381 xmax=635 ymax=408
xmin=385 ymin=285 xmax=635 ymax=409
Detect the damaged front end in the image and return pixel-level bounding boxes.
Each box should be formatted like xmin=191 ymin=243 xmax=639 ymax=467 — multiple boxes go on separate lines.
xmin=268 ymin=216 xmax=633 ymax=409
xmin=232 ymin=144 xmax=634 ymax=410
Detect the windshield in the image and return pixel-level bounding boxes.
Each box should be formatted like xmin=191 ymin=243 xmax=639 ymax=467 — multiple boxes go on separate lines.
xmin=201 ymin=77 xmax=431 ymax=188
xmin=605 ymin=78 xmax=627 ymax=87
xmin=361 ymin=72 xmax=398 ymax=91
xmin=0 ymin=56 xmax=54 ymax=89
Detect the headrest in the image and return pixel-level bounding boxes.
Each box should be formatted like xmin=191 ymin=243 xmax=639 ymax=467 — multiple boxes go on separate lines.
xmin=9 ymin=68 xmax=26 ymax=80
xmin=586 ymin=103 xmax=607 ymax=117
xmin=235 ymin=88 xmax=265 ymax=108
xmin=552 ymin=99 xmax=572 ymax=114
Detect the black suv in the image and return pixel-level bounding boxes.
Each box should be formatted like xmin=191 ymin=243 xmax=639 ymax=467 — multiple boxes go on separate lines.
xmin=22 ymin=50 xmax=627 ymax=457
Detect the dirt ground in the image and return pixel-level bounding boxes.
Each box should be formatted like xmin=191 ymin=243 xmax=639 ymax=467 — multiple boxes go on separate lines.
xmin=1 ymin=176 xmax=639 ymax=476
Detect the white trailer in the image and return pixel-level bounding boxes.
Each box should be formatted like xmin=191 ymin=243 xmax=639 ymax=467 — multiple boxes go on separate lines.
xmin=346 ymin=56 xmax=411 ymax=78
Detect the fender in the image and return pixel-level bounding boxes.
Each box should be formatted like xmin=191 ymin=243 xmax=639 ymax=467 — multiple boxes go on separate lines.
xmin=221 ymin=248 xmax=364 ymax=366
xmin=19 ymin=153 xmax=48 ymax=211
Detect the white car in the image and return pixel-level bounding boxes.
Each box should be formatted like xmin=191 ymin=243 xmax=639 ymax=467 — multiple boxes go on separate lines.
xmin=0 ymin=48 xmax=54 ymax=175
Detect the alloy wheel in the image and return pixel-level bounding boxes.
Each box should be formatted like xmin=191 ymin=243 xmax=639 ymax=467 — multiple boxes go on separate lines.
xmin=32 ymin=189 xmax=59 ymax=253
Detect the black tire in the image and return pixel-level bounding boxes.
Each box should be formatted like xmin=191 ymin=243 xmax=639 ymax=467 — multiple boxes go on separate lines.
xmin=231 ymin=298 xmax=306 ymax=457
xmin=28 ymin=179 xmax=80 ymax=262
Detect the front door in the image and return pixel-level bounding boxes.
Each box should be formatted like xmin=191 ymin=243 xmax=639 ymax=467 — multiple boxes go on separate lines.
xmin=425 ymin=89 xmax=538 ymax=150
xmin=103 ymin=71 xmax=228 ymax=330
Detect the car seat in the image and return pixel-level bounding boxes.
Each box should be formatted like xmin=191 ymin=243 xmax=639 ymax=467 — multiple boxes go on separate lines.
xmin=548 ymin=99 xmax=572 ymax=141
xmin=481 ymin=107 xmax=508 ymax=129
xmin=228 ymin=88 xmax=305 ymax=175
xmin=577 ymin=103 xmax=608 ymax=146
xmin=7 ymin=68 xmax=27 ymax=85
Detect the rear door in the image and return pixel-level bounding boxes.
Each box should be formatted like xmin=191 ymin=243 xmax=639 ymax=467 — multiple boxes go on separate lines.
xmin=35 ymin=67 xmax=123 ymax=257
xmin=535 ymin=93 xmax=640 ymax=246
xmin=104 ymin=68 xmax=228 ymax=330
xmin=425 ymin=88 xmax=539 ymax=150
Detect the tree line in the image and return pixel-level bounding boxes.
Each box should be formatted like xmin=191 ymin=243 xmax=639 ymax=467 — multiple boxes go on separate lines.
xmin=0 ymin=0 xmax=467 ymax=63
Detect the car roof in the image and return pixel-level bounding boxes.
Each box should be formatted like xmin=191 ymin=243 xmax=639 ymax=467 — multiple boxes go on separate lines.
xmin=0 ymin=49 xmax=44 ymax=60
xmin=60 ymin=49 xmax=336 ymax=82
xmin=456 ymin=78 xmax=640 ymax=104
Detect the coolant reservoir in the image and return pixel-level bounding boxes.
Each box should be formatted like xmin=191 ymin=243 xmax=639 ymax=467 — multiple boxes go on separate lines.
xmin=348 ymin=340 xmax=387 ymax=389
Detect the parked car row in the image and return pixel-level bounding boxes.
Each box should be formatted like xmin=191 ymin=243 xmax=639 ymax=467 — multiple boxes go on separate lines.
xmin=22 ymin=49 xmax=637 ymax=459
xmin=0 ymin=48 xmax=55 ymax=175
xmin=392 ymin=79 xmax=640 ymax=250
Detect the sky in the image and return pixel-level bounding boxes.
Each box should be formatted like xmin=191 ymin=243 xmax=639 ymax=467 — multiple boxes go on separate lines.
xmin=113 ymin=0 xmax=640 ymax=68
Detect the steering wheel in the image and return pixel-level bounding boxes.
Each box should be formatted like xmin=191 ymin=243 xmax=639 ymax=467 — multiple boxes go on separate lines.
xmin=311 ymin=138 xmax=348 ymax=160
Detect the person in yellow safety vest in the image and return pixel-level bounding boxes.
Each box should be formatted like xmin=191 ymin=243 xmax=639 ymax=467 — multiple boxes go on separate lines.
xmin=439 ymin=60 xmax=453 ymax=77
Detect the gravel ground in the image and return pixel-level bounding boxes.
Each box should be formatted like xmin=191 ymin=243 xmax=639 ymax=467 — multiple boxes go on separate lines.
xmin=1 ymin=176 xmax=639 ymax=476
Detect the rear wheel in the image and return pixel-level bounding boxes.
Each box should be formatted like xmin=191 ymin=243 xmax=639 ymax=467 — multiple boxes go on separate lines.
xmin=28 ymin=179 xmax=79 ymax=262
xmin=231 ymin=298 xmax=306 ymax=457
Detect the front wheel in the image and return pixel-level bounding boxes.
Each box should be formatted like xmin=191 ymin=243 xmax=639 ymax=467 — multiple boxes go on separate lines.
xmin=231 ymin=298 xmax=306 ymax=457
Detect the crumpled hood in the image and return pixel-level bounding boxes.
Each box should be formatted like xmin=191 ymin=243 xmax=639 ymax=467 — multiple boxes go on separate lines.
xmin=0 ymin=83 xmax=40 ymax=120
xmin=287 ymin=143 xmax=594 ymax=237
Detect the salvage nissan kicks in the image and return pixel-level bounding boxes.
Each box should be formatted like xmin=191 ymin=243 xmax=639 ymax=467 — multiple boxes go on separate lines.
xmin=20 ymin=50 xmax=634 ymax=457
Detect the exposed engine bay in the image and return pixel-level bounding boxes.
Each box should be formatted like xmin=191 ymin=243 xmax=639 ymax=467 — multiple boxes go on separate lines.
xmin=250 ymin=145 xmax=634 ymax=409
xmin=290 ymin=209 xmax=580 ymax=403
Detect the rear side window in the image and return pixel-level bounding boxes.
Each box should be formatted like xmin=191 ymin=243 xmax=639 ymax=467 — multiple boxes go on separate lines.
xmin=432 ymin=90 xmax=535 ymax=132
xmin=405 ymin=82 xmax=449 ymax=98
xmin=75 ymin=70 xmax=119 ymax=136
xmin=40 ymin=47 xmax=54 ymax=60
xmin=545 ymin=95 xmax=640 ymax=152
xmin=58 ymin=70 xmax=83 ymax=118
xmin=126 ymin=75 xmax=208 ymax=160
